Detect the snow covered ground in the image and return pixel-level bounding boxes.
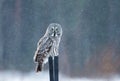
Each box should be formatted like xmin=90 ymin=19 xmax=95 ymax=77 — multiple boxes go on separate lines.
xmin=0 ymin=70 xmax=120 ymax=81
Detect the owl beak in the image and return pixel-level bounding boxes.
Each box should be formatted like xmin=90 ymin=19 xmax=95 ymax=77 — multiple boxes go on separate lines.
xmin=54 ymin=31 xmax=56 ymax=37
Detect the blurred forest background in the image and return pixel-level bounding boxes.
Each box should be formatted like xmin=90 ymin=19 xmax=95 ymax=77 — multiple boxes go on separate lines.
xmin=0 ymin=0 xmax=120 ymax=77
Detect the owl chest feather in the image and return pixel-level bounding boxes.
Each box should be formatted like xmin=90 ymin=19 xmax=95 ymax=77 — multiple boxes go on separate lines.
xmin=41 ymin=37 xmax=58 ymax=56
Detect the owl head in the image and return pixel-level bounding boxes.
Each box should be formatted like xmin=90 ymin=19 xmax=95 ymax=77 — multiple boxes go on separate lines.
xmin=45 ymin=23 xmax=62 ymax=38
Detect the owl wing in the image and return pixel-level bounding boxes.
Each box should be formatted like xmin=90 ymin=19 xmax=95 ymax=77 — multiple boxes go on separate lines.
xmin=34 ymin=37 xmax=53 ymax=63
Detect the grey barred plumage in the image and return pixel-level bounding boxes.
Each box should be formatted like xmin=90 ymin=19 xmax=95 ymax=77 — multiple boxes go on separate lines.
xmin=34 ymin=23 xmax=62 ymax=72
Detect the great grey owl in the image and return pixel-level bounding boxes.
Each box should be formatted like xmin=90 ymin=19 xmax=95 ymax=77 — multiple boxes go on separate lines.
xmin=34 ymin=23 xmax=62 ymax=72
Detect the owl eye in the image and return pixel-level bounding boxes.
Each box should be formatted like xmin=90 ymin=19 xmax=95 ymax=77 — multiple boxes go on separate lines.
xmin=51 ymin=27 xmax=54 ymax=31
xmin=56 ymin=28 xmax=58 ymax=31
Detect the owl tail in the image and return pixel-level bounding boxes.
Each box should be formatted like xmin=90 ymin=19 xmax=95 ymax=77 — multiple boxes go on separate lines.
xmin=36 ymin=63 xmax=43 ymax=72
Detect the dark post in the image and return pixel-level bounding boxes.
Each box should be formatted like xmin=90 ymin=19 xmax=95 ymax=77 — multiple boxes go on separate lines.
xmin=49 ymin=56 xmax=54 ymax=81
xmin=54 ymin=56 xmax=59 ymax=81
